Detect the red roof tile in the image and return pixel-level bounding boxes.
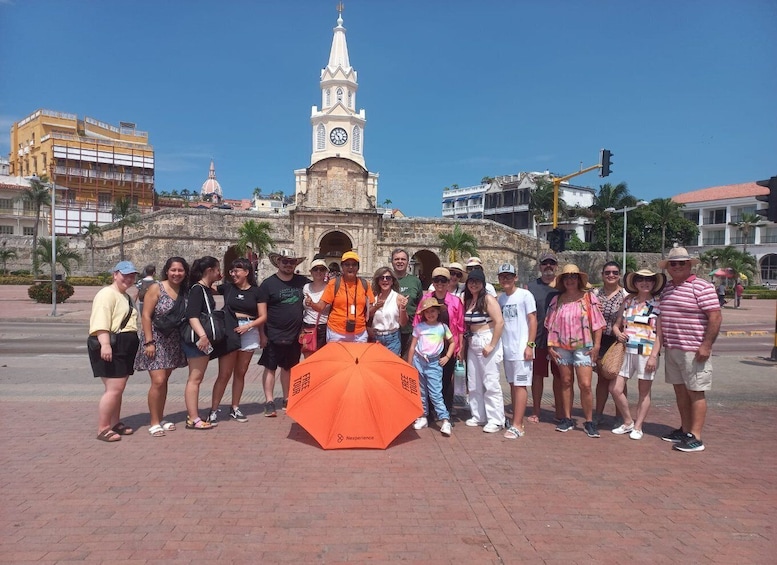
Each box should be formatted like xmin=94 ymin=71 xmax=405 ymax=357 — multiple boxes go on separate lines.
xmin=673 ymin=182 xmax=768 ymax=204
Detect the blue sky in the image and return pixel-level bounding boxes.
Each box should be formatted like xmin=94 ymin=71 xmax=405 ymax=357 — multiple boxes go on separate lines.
xmin=1 ymin=1 xmax=775 ymax=218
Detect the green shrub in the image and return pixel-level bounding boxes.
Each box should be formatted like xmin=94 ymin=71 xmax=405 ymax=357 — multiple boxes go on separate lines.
xmin=0 ymin=275 xmax=35 ymax=285
xmin=27 ymin=281 xmax=75 ymax=303
xmin=11 ymin=269 xmax=31 ymax=276
xmin=67 ymin=276 xmax=108 ymax=286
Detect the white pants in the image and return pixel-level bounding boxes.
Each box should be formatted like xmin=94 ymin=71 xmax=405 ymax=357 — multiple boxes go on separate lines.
xmin=467 ymin=329 xmax=504 ymax=426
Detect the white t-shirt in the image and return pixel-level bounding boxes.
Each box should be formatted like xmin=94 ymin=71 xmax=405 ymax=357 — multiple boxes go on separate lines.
xmin=371 ymin=290 xmax=401 ymax=332
xmin=497 ymin=288 xmax=537 ymax=361
xmin=303 ymin=282 xmax=329 ymax=325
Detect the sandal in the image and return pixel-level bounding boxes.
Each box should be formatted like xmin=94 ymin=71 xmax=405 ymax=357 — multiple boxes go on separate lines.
xmin=112 ymin=422 xmax=134 ymax=436
xmin=504 ymin=426 xmax=525 ymax=440
xmin=148 ymin=424 xmax=166 ymax=437
xmin=185 ymin=417 xmax=213 ymax=430
xmin=96 ymin=428 xmax=121 ymax=442
xmin=160 ymin=420 xmax=176 ymax=431
xmin=527 ymin=415 xmax=540 ymax=424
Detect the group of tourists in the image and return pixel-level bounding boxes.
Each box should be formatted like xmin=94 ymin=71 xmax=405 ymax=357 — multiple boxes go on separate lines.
xmin=88 ymin=245 xmax=720 ymax=453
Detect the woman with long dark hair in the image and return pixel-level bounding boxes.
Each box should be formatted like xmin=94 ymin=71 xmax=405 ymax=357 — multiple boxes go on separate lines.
xmin=134 ymin=257 xmax=190 ymax=437
xmin=183 ymin=256 xmax=222 ymax=430
xmin=369 ymin=266 xmax=408 ymax=355
xmin=462 ymin=269 xmax=505 ymax=433
xmin=207 ymin=258 xmax=261 ymax=424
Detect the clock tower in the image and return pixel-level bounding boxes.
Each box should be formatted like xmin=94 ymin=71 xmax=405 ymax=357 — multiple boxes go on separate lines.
xmin=294 ymin=5 xmax=379 ymax=210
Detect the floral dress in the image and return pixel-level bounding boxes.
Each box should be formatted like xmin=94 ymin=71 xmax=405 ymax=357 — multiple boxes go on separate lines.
xmin=134 ymin=282 xmax=187 ymax=371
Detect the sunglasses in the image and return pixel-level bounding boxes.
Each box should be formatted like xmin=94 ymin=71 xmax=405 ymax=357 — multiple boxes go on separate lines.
xmin=378 ymin=275 xmax=393 ymax=281
xmin=466 ymin=265 xmax=482 ymax=271
xmin=449 ymin=271 xmax=462 ymax=277
xmin=311 ymin=267 xmax=327 ymax=273
xmin=541 ymin=260 xmax=557 ymax=266
xmin=432 ymin=276 xmax=449 ymax=283
xmin=342 ymin=262 xmax=358 ymax=268
xmin=634 ymin=275 xmax=655 ymax=283
xmin=563 ymin=273 xmax=579 ymax=280
xmin=603 ymin=270 xmax=620 ymax=276
xmin=279 ymin=258 xmax=297 ymax=265
xmin=668 ymin=261 xmax=688 ymax=267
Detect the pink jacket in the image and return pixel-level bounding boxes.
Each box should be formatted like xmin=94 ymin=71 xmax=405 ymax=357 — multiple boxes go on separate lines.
xmin=413 ymin=291 xmax=465 ymax=354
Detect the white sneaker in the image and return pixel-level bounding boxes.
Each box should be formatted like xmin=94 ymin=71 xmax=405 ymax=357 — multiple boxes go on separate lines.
xmin=483 ymin=422 xmax=502 ymax=433
xmin=612 ymin=423 xmax=635 ymax=435
xmin=465 ymin=417 xmax=485 ymax=427
xmin=413 ymin=417 xmax=428 ymax=430
xmin=440 ymin=421 xmax=452 ymax=436
xmin=629 ymin=429 xmax=644 ymax=440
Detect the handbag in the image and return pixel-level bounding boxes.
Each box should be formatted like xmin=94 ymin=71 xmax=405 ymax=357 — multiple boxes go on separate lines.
xmin=181 ymin=284 xmax=226 ymax=344
xmin=152 ymin=287 xmax=187 ymax=336
xmin=299 ymin=311 xmax=321 ymax=355
xmin=88 ymin=294 xmax=133 ymax=350
xmin=598 ymin=341 xmax=625 ymax=380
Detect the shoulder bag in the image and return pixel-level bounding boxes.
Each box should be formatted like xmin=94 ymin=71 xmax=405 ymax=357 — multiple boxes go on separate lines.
xmin=181 ymin=284 xmax=226 ymax=344
xmin=87 ymin=294 xmax=133 ymax=350
xmin=152 ymin=285 xmax=187 ymax=336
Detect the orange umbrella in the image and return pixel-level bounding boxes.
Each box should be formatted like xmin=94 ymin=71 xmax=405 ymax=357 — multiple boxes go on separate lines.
xmin=287 ymin=342 xmax=423 ymax=449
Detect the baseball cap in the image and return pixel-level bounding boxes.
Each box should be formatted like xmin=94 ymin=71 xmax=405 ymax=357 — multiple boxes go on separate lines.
xmin=538 ymin=251 xmax=558 ymax=264
xmin=498 ymin=263 xmax=516 ymax=275
xmin=341 ymin=251 xmax=360 ymax=263
xmin=113 ymin=261 xmax=139 ymax=274
xmin=465 ymin=257 xmax=483 ymax=267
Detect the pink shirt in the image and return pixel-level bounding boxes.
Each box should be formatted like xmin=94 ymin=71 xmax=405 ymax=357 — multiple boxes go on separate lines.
xmin=545 ymin=292 xmax=606 ymax=350
xmin=659 ymin=275 xmax=720 ymax=351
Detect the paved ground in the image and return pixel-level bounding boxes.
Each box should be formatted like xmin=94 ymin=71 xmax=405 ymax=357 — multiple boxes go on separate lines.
xmin=1 ymin=286 xmax=776 ymax=564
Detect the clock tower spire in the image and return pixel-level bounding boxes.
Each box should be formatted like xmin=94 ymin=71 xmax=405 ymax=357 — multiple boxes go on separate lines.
xmin=309 ymin=5 xmax=366 ymax=168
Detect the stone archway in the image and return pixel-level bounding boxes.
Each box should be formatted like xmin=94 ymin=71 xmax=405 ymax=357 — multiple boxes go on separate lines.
xmin=411 ymin=249 xmax=442 ymax=289
xmin=318 ymin=230 xmax=354 ymax=266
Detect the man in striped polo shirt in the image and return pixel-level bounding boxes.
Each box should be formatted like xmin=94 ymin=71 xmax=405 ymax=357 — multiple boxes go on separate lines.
xmin=657 ymin=247 xmax=722 ymax=452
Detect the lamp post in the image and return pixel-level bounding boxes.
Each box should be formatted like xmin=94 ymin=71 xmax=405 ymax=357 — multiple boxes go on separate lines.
xmin=604 ymin=201 xmax=649 ymax=274
xmin=49 ymin=163 xmax=58 ymax=317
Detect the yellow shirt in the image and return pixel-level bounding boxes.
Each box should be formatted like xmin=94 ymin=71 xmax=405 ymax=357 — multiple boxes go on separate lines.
xmin=89 ymin=286 xmax=138 ymax=335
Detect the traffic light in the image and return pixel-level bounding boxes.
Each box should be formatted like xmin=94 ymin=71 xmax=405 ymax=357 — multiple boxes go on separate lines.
xmin=548 ymin=228 xmax=566 ymax=252
xmin=755 ymin=176 xmax=777 ymax=222
xmin=600 ymin=149 xmax=613 ymax=177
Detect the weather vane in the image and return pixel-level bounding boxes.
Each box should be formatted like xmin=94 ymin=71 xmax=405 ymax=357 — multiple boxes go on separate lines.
xmin=337 ymin=2 xmax=344 ymax=15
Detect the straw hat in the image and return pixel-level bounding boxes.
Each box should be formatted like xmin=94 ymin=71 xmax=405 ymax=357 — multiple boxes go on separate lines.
xmin=657 ymin=247 xmax=700 ymax=269
xmin=551 ymin=263 xmax=589 ymax=289
xmin=624 ymin=269 xmax=667 ymax=295
xmin=432 ymin=267 xmax=451 ymax=279
xmin=417 ymin=296 xmax=442 ymax=315
xmin=269 ymin=252 xmax=306 ymax=268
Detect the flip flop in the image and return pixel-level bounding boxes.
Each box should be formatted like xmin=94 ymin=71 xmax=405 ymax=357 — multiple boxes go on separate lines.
xmin=160 ymin=420 xmax=176 ymax=431
xmin=96 ymin=429 xmax=121 ymax=442
xmin=112 ymin=422 xmax=134 ymax=436
xmin=528 ymin=415 xmax=540 ymax=424
xmin=148 ymin=424 xmax=166 ymax=437
xmin=185 ymin=417 xmax=213 ymax=430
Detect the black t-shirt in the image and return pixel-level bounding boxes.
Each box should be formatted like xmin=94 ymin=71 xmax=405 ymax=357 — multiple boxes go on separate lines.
xmin=186 ymin=283 xmax=216 ymax=319
xmin=257 ymin=273 xmax=309 ymax=343
xmin=222 ymin=282 xmax=262 ymax=317
xmin=527 ymin=277 xmax=560 ymax=348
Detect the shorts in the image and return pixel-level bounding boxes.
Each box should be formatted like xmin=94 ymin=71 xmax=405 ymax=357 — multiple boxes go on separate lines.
xmin=327 ymin=328 xmax=369 ymax=343
xmin=552 ymin=347 xmax=594 ymax=367
xmin=88 ymin=332 xmax=140 ymax=378
xmin=238 ymin=319 xmax=260 ymax=351
xmin=258 ymin=340 xmax=302 ymax=371
xmin=182 ymin=341 xmax=209 ymax=359
xmin=504 ymin=359 xmax=533 ymax=386
xmin=533 ymin=347 xmax=560 ymax=379
xmin=664 ymin=348 xmax=712 ymax=391
xmin=619 ymin=352 xmax=657 ymax=381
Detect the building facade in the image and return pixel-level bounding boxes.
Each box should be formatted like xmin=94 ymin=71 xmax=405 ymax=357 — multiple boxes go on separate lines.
xmin=9 ymin=110 xmax=154 ymax=235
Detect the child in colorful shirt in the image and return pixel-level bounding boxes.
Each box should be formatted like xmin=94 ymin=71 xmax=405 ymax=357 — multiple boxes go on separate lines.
xmin=407 ymin=297 xmax=455 ymax=436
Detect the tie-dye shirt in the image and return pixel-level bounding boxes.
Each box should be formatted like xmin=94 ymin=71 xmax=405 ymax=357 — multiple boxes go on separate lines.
xmin=412 ymin=321 xmax=452 ymax=358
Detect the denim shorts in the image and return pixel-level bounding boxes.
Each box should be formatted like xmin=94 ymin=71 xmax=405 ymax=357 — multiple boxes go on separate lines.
xmin=552 ymin=347 xmax=594 ymax=367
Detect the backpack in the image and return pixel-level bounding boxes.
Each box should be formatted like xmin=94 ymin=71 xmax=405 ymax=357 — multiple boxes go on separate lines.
xmin=136 ymin=278 xmax=154 ymax=301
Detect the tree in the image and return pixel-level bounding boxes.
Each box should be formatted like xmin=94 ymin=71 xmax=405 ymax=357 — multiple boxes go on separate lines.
xmin=590 ymin=182 xmax=635 ymax=258
xmin=111 ymin=196 xmax=141 ymax=260
xmin=650 ymin=198 xmax=686 ymax=258
xmin=438 ymin=223 xmax=478 ymax=262
xmin=729 ymin=212 xmax=765 ymax=256
xmin=34 ymin=237 xmax=82 ymax=276
xmin=481 ymin=176 xmax=495 ymax=185
xmin=0 ymin=244 xmax=17 ymax=274
xmin=236 ymin=220 xmax=274 ymax=260
xmin=81 ymin=222 xmax=103 ymax=275
xmin=699 ymin=246 xmax=757 ymax=283
xmin=382 ymin=199 xmax=393 ymax=208
xmin=19 ymin=176 xmax=51 ymax=274
xmin=253 ymin=187 xmax=263 ymax=199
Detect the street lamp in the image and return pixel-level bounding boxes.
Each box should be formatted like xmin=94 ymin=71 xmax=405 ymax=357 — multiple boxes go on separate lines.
xmin=27 ymin=172 xmax=58 ymax=316
xmin=604 ymin=200 xmax=649 ymax=274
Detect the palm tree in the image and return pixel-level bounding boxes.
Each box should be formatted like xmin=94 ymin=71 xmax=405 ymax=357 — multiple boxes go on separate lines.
xmin=591 ymin=182 xmax=635 ymax=259
xmin=438 ymin=223 xmax=478 ymax=262
xmin=699 ymin=246 xmax=757 ymax=283
xmin=382 ymin=199 xmax=393 ymax=208
xmin=81 ymin=222 xmax=103 ymax=275
xmin=111 ymin=196 xmax=141 ymax=260
xmin=650 ymin=198 xmax=685 ymax=258
xmin=35 ymin=237 xmax=82 ymax=276
xmin=0 ymin=244 xmax=17 ymax=274
xmin=236 ymin=220 xmax=274 ymax=260
xmin=19 ymin=177 xmax=51 ymax=274
xmin=252 ymin=187 xmax=263 ymax=199
xmin=729 ymin=212 xmax=764 ymax=256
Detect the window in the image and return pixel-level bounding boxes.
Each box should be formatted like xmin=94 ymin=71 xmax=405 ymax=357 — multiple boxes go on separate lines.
xmin=336 ymin=87 xmax=343 ymax=102
xmin=324 ymin=89 xmax=331 ymax=107
xmin=98 ymin=192 xmax=112 ymax=211
xmin=347 ymin=90 xmax=352 ymax=108
xmin=705 ymin=209 xmax=726 ymax=225
xmin=703 ymin=229 xmax=725 ymax=245
xmin=0 ymin=225 xmax=13 ymax=235
xmin=0 ymin=198 xmax=13 ymax=212
xmin=761 ymin=254 xmax=777 ymax=280
xmin=351 ymin=125 xmax=361 ymax=153
xmin=683 ymin=210 xmax=700 ymax=224
xmin=316 ymin=124 xmax=326 ymax=150
xmin=764 ymin=228 xmax=777 ymax=244
xmin=23 ymin=226 xmax=34 ymax=236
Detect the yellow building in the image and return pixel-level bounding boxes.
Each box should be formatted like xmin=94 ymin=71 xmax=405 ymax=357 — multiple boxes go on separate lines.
xmin=9 ymin=109 xmax=154 ymax=235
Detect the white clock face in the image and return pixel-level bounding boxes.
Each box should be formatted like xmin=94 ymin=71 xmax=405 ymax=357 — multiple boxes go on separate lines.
xmin=330 ymin=127 xmax=348 ymax=146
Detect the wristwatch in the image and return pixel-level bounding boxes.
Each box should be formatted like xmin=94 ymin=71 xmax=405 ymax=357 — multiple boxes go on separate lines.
xmin=526 ymin=341 xmax=536 ymax=348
